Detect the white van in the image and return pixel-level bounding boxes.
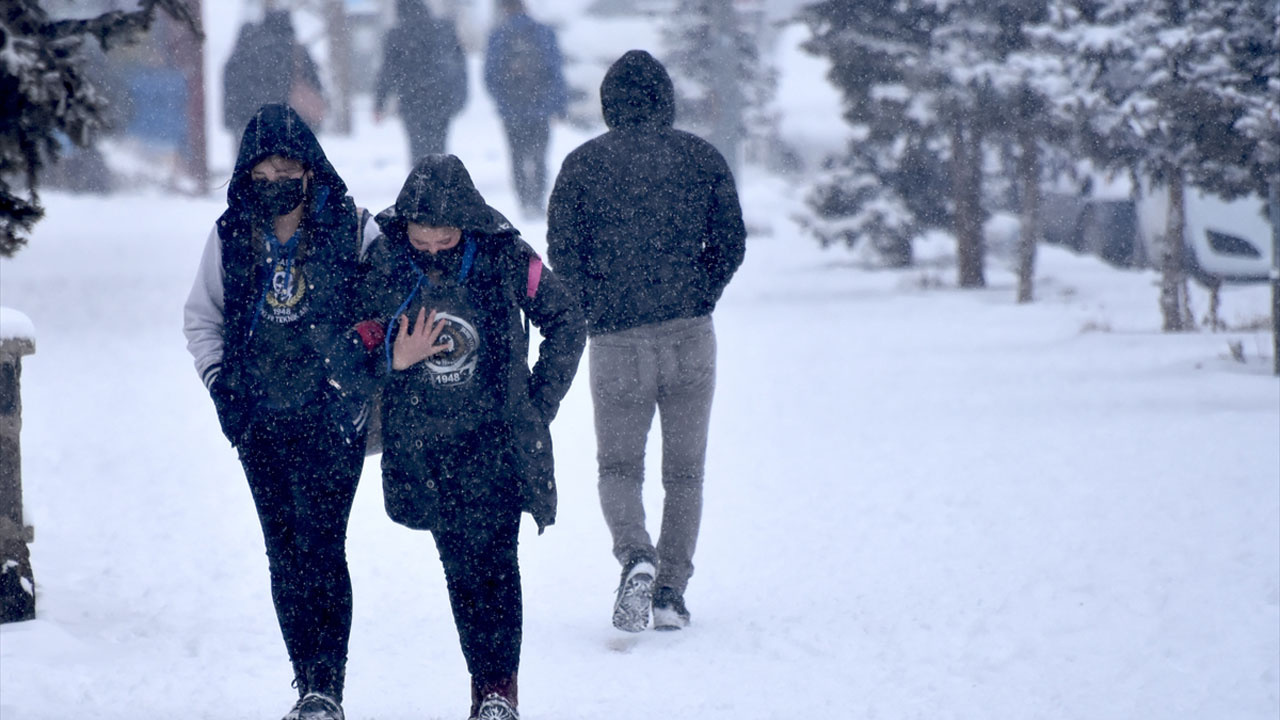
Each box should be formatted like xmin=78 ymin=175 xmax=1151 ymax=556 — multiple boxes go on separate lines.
xmin=1135 ymin=184 xmax=1275 ymax=284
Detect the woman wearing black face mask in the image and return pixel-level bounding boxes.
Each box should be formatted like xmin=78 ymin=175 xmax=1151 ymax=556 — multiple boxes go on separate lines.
xmin=352 ymin=154 xmax=584 ymax=720
xmin=183 ymin=103 xmax=378 ymax=720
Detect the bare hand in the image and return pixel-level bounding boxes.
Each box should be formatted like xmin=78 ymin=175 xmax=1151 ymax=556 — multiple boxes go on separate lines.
xmin=391 ymin=307 xmax=450 ymax=370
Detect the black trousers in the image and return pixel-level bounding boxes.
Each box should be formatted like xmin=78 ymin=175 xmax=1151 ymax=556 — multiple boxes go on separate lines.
xmin=403 ymin=111 xmax=451 ymax=165
xmin=239 ymin=407 xmax=364 ymax=690
xmin=500 ymin=114 xmax=551 ymax=212
xmin=426 ymin=423 xmax=523 ymax=683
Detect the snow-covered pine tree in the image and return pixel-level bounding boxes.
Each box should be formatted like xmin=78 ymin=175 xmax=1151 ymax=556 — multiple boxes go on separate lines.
xmin=796 ymin=0 xmax=942 ymax=269
xmin=1001 ymin=9 xmax=1090 ymax=304
xmin=1192 ymin=0 xmax=1278 ymax=198
xmin=1178 ymin=0 xmax=1274 ymax=330
xmin=972 ymin=5 xmax=1081 ymax=304
xmin=803 ymin=138 xmax=921 ymax=266
xmin=797 ymin=0 xmax=1048 ymax=286
xmin=661 ymin=0 xmax=772 ymax=173
xmin=1204 ymin=0 xmax=1279 ymax=362
xmin=1036 ymin=0 xmax=1260 ymax=331
xmin=0 ymin=0 xmax=200 ymax=257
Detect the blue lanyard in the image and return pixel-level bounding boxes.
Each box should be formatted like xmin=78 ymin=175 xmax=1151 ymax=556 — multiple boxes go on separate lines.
xmin=383 ymin=237 xmax=477 ymax=372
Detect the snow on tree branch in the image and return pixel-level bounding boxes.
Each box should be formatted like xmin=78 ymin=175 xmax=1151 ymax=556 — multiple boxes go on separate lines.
xmin=0 ymin=0 xmax=201 ymax=257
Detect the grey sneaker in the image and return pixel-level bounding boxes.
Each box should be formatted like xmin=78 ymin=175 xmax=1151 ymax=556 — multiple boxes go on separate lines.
xmin=611 ymin=557 xmax=656 ymax=632
xmin=471 ymin=692 xmax=519 ymax=720
xmin=652 ymin=586 xmax=690 ymax=630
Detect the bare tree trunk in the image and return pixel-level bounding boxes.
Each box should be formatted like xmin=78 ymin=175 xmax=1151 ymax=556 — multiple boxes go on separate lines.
xmin=178 ymin=0 xmax=207 ymax=194
xmin=952 ymin=119 xmax=986 ymax=288
xmin=325 ymin=0 xmax=352 ymax=136
xmin=1016 ymin=130 xmax=1040 ymax=303
xmin=1205 ymin=278 xmax=1223 ymax=331
xmin=1160 ymin=173 xmax=1192 ymax=332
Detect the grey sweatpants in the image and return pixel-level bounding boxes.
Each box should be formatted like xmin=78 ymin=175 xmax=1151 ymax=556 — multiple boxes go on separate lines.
xmin=590 ymin=315 xmax=716 ymax=594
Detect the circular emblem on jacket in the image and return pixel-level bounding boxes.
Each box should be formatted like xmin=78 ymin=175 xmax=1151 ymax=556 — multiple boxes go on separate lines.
xmin=421 ymin=311 xmax=479 ymax=386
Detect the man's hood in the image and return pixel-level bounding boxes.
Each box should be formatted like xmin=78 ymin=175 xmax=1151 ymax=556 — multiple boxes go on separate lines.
xmin=600 ymin=49 xmax=675 ymax=130
xmin=228 ymin=103 xmax=346 ymax=208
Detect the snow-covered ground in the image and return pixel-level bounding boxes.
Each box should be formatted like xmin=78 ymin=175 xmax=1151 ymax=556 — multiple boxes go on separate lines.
xmin=2 ymin=5 xmax=1278 ymax=720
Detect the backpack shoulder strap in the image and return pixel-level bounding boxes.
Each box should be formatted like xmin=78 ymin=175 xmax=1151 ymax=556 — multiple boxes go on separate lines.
xmin=526 ymin=252 xmax=543 ymax=299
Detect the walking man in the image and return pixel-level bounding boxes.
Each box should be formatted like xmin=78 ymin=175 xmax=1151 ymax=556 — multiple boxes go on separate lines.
xmin=546 ymin=50 xmax=746 ymax=632
xmin=374 ymin=0 xmax=468 ymax=163
xmin=483 ymin=0 xmax=567 ymax=217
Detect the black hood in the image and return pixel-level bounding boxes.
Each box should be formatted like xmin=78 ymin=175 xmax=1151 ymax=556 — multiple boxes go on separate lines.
xmin=261 ymin=9 xmax=295 ymax=39
xmin=396 ymin=0 xmax=433 ymax=23
xmin=600 ymin=50 xmax=675 ymax=130
xmin=228 ymin=103 xmax=347 ymax=209
xmin=376 ymin=153 xmax=515 ymax=239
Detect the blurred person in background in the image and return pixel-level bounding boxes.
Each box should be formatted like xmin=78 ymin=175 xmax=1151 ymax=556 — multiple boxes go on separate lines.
xmin=222 ymin=10 xmax=327 ymax=167
xmin=547 ymin=49 xmax=746 ymax=635
xmin=483 ymin=0 xmax=567 ymax=218
xmin=374 ymin=0 xmax=469 ymax=164
xmin=184 ymin=103 xmax=376 ymax=720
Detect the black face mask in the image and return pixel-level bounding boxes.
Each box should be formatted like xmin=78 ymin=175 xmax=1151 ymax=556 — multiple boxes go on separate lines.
xmin=418 ymin=236 xmax=466 ymax=274
xmin=250 ymin=177 xmax=305 ymax=218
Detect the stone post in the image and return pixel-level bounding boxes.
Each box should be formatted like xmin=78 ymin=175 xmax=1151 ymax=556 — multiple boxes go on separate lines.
xmin=0 ymin=329 xmax=36 ymax=623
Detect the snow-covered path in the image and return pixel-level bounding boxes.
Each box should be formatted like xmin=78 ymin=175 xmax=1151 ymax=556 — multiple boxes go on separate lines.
xmin=2 ymin=161 xmax=1277 ymax=718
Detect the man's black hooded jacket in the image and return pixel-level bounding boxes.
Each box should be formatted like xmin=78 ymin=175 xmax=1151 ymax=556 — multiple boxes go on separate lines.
xmin=546 ymin=49 xmax=747 ymax=336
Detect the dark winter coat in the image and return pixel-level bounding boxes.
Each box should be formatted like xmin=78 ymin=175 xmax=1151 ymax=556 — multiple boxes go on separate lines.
xmin=483 ymin=12 xmax=568 ymax=121
xmin=546 ymin=50 xmax=747 ymax=336
xmin=361 ymin=154 xmax=585 ymax=532
xmin=210 ymin=104 xmax=373 ymax=448
xmin=222 ymin=11 xmax=325 ymax=133
xmin=373 ymin=3 xmax=467 ymax=120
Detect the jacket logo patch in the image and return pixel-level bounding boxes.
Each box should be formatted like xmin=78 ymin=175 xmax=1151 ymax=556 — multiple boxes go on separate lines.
xmin=420 ymin=311 xmax=479 ymax=386
xmin=264 ymin=263 xmax=308 ymax=323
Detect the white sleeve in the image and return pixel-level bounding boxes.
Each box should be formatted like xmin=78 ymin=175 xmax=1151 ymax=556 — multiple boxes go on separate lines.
xmin=183 ymin=225 xmax=226 ymax=389
xmin=359 ymin=209 xmax=379 ymax=261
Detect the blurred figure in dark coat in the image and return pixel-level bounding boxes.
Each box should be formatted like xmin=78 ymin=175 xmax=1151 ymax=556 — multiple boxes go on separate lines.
xmin=222 ymin=10 xmax=326 ymax=164
xmin=483 ymin=0 xmax=567 ymax=217
xmin=374 ymin=0 xmax=469 ymax=164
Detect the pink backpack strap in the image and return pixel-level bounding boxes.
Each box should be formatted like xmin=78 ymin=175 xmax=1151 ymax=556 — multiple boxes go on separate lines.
xmin=527 ymin=253 xmax=543 ymax=299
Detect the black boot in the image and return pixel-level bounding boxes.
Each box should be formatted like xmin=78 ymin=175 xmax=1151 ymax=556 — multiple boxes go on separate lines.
xmin=282 ymin=661 xmax=309 ymax=720
xmin=307 ymin=662 xmax=345 ymax=704
xmin=469 ymin=673 xmax=518 ymax=720
xmin=281 ymin=661 xmax=345 ymax=720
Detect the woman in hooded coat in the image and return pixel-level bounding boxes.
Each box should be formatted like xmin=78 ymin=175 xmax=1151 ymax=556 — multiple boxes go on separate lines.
xmin=352 ymin=153 xmax=584 ymax=720
xmin=184 ymin=103 xmax=376 ymax=720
